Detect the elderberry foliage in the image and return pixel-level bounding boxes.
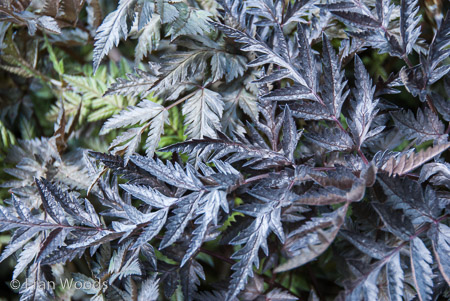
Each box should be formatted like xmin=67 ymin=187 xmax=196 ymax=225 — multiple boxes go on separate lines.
xmin=0 ymin=0 xmax=449 ymax=300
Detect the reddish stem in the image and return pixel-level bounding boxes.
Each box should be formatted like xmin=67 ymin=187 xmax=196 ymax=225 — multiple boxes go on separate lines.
xmin=358 ymin=149 xmax=369 ymax=164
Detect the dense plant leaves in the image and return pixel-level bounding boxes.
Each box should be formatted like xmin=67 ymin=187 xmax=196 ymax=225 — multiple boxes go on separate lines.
xmin=227 ymin=200 xmax=284 ymax=300
xmin=161 ymin=104 xmax=297 ymax=168
xmin=1 ymin=1 xmax=449 ymax=300
xmin=391 ymin=108 xmax=447 ymax=144
xmin=275 ymin=204 xmax=348 ymax=273
xmin=100 ymin=99 xmax=168 ymax=162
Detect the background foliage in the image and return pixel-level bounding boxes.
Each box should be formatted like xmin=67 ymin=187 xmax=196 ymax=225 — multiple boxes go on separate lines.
xmin=0 ymin=0 xmax=449 ymax=300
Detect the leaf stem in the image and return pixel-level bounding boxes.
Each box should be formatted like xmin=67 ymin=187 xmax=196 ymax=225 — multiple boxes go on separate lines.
xmin=402 ymin=55 xmax=413 ymax=68
xmin=425 ymin=95 xmax=438 ymax=114
xmin=243 ymin=173 xmax=271 ymax=184
xmin=357 ymin=149 xmax=369 ymax=164
xmin=332 ymin=116 xmax=346 ymax=131
xmin=199 ymin=247 xmax=235 ymax=265
xmin=165 ymin=90 xmax=197 ymax=111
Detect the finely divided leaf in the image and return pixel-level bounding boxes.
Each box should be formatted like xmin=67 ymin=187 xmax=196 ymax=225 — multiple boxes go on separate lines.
xmin=305 ymin=126 xmax=353 ymax=152
xmin=410 ymin=237 xmax=433 ymax=301
xmin=275 ymin=205 xmax=348 ymax=272
xmin=400 ymin=0 xmax=421 ymax=55
xmin=322 ymin=34 xmax=349 ymax=119
xmin=381 ymin=143 xmax=450 ymax=176
xmin=182 ymin=88 xmax=224 ymax=139
xmin=93 ymin=0 xmax=137 ymax=73
xmin=100 ymin=99 xmax=165 ymax=135
xmin=348 ymin=56 xmax=382 ymax=148
xmin=391 ymin=108 xmax=447 ymax=144
xmin=429 ymin=223 xmax=450 ymax=286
